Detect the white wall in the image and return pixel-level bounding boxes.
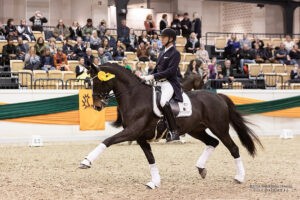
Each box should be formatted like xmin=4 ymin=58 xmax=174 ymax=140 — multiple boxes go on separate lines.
xmin=294 ymin=7 xmax=300 ymax=34
xmin=265 ymin=5 xmax=284 ymax=34
xmin=202 ymin=1 xmax=221 ymax=35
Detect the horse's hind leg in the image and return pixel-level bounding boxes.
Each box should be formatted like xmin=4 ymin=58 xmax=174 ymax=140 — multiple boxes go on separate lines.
xmin=137 ymin=138 xmax=160 ymax=189
xmin=188 ymin=129 xmax=219 ymax=179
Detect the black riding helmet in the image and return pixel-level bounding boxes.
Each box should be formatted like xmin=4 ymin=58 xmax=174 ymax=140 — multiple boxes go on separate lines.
xmin=161 ymin=28 xmax=176 ymax=46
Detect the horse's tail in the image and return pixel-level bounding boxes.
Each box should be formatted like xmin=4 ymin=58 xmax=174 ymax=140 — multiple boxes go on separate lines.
xmin=218 ymin=94 xmax=263 ymax=157
xmin=111 ymin=107 xmax=123 ymax=128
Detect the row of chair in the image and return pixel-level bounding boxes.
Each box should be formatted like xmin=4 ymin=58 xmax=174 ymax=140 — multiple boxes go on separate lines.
xmin=248 ymin=63 xmax=295 ymax=76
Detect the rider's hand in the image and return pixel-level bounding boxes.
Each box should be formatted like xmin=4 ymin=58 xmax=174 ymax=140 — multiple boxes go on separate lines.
xmin=141 ymin=75 xmax=154 ymax=81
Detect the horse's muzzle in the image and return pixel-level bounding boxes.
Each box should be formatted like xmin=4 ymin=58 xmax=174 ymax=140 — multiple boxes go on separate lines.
xmin=93 ymin=105 xmax=103 ymax=111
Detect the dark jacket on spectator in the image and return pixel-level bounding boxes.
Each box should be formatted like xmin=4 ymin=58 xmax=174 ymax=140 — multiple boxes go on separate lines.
xmin=69 ymin=27 xmax=82 ymax=40
xmin=104 ymin=36 xmax=117 ymax=49
xmin=185 ymin=39 xmax=200 ymax=54
xmin=40 ymin=54 xmax=54 ymax=67
xmin=29 ymin=16 xmax=48 ymax=32
xmin=289 ymin=49 xmax=300 ymax=59
xmin=192 ymin=18 xmax=201 ymax=38
xmin=159 ymin=20 xmax=167 ymax=32
xmin=221 ymin=66 xmax=234 ymax=77
xmin=73 ymin=44 xmax=86 ymax=59
xmin=118 ymin=25 xmax=130 ymax=46
xmin=237 ymin=48 xmax=256 ymax=60
xmin=5 ymin=25 xmax=17 ymax=38
xmin=2 ymin=44 xmax=17 ymax=65
xmin=180 ymin=18 xmax=192 ymax=38
xmin=171 ymin=19 xmax=181 ymax=36
xmin=84 ymin=54 xmax=94 ymax=67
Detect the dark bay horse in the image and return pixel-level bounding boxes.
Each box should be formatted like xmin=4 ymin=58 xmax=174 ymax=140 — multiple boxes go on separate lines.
xmin=181 ymin=73 xmax=205 ymax=92
xmin=79 ymin=63 xmax=262 ymax=189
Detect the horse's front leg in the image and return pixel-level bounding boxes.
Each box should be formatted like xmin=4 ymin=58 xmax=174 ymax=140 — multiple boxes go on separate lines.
xmin=137 ymin=138 xmax=160 ymax=189
xmin=79 ymin=125 xmax=143 ymax=168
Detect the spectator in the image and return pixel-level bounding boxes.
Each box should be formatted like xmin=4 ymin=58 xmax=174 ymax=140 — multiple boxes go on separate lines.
xmin=69 ymin=21 xmax=82 ymax=41
xmin=40 ymin=47 xmax=55 ymax=72
xmin=122 ymin=57 xmax=132 ymax=71
xmin=98 ymin=20 xmax=106 ymax=38
xmin=17 ymin=19 xmax=35 ymax=41
xmin=53 ymin=19 xmax=70 ymax=41
xmin=289 ymin=44 xmax=300 ymax=65
xmin=101 ymin=37 xmax=113 ymax=60
xmin=151 ymin=32 xmax=162 ymax=49
xmin=53 ymin=48 xmax=70 ymax=71
xmin=24 ymin=46 xmax=40 ymax=70
xmin=144 ymin=14 xmax=156 ymax=35
xmin=48 ymin=37 xmax=57 ymax=55
xmin=196 ymin=43 xmax=210 ymax=64
xmin=185 ymin=32 xmax=200 ymax=54
xmin=91 ymin=57 xmax=100 ymax=69
xmin=90 ymin=30 xmax=101 ymax=50
xmin=208 ymin=57 xmax=218 ymax=79
xmin=137 ymin=42 xmax=150 ymax=62
xmin=62 ymin=38 xmax=75 ymax=60
xmin=284 ymin=35 xmax=295 ymax=53
xmin=171 ymin=14 xmax=181 ymax=36
xmin=73 ymin=37 xmax=86 ymax=59
xmin=181 ymin=13 xmax=192 ymax=38
xmin=118 ymin=19 xmax=130 ymax=47
xmin=221 ymin=60 xmax=234 ymax=80
xmin=184 ymin=59 xmax=202 ymax=77
xmin=239 ymin=33 xmax=251 ymax=48
xmin=225 ymin=34 xmax=240 ymax=59
xmin=2 ymin=37 xmax=17 ymax=66
xmin=147 ymin=61 xmax=155 ymax=75
xmin=263 ymin=43 xmax=276 ymax=63
xmin=113 ymin=40 xmax=125 ymax=61
xmin=127 ymin=28 xmax=138 ymax=52
xmin=82 ymin=18 xmax=96 ymax=41
xmin=103 ymin=29 xmax=116 ymax=49
xmin=251 ymin=36 xmax=264 ymax=49
xmin=159 ymin=14 xmax=168 ymax=33
xmin=290 ymin=64 xmax=300 ymax=81
xmin=16 ymin=37 xmax=29 ymax=60
xmin=138 ymin=30 xmax=150 ymax=45
xmin=134 ymin=61 xmax=146 ymax=77
xmin=0 ymin=21 xmax=6 ymax=40
xmin=5 ymin=18 xmax=18 ymax=39
xmin=29 ymin=11 xmax=48 ymax=32
xmin=76 ymin=57 xmax=89 ymax=79
xmin=192 ymin=12 xmax=201 ymax=40
xmin=237 ymin=43 xmax=256 ymax=73
xmin=84 ymin=48 xmax=94 ymax=67
xmin=98 ymin=47 xmax=109 ymax=64
xmin=34 ymin=37 xmax=46 ymax=56
xmin=275 ymin=43 xmax=291 ymax=64
xmin=149 ymin=41 xmax=161 ymax=61
xmin=253 ymin=43 xmax=265 ymax=63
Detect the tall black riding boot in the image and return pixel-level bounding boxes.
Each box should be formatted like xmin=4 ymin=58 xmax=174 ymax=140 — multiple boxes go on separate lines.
xmin=162 ymin=102 xmax=180 ymax=142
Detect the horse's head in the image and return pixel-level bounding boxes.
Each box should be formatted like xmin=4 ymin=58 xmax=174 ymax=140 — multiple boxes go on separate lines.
xmin=89 ymin=63 xmax=115 ymax=111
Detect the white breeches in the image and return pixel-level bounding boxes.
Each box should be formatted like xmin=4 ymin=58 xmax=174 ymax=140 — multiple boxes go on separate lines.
xmin=157 ymin=81 xmax=174 ymax=107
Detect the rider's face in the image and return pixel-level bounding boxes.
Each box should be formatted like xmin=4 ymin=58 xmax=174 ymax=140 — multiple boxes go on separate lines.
xmin=161 ymin=36 xmax=172 ymax=46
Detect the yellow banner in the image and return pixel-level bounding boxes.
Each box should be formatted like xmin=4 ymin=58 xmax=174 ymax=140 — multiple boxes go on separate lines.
xmin=79 ymin=89 xmax=105 ymax=130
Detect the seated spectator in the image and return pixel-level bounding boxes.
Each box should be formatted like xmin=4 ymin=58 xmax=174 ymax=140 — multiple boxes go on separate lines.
xmin=185 ymin=32 xmax=200 ymax=54
xmin=122 ymin=57 xmax=132 ymax=71
xmin=275 ymin=43 xmax=291 ymax=64
xmin=103 ymin=29 xmax=117 ymax=49
xmin=62 ymin=38 xmax=75 ymax=60
xmin=225 ymin=34 xmax=240 ymax=59
xmin=73 ymin=37 xmax=86 ymax=59
xmin=82 ymin=18 xmax=96 ymax=41
xmin=147 ymin=61 xmax=155 ymax=74
xmin=170 ymin=14 xmax=181 ymax=36
xmin=208 ymin=57 xmax=217 ymax=79
xmin=150 ymin=32 xmax=162 ymax=49
xmin=17 ymin=19 xmax=35 ymax=41
xmin=113 ymin=40 xmax=125 ymax=61
xmin=118 ymin=19 xmax=130 ymax=47
xmin=196 ymin=43 xmax=210 ymax=64
xmin=181 ymin=13 xmax=192 ymax=39
xmin=263 ymin=43 xmax=276 ymax=63
xmin=53 ymin=48 xmax=70 ymax=71
xmin=253 ymin=43 xmax=265 ymax=63
xmin=138 ymin=31 xmax=150 ymax=45
xmin=69 ymin=21 xmax=82 ymax=41
xmin=149 ymin=41 xmax=161 ymax=61
xmin=284 ymin=35 xmax=295 ymax=53
xmin=289 ymin=44 xmax=300 ymax=65
xmin=91 ymin=57 xmax=100 ymax=68
xmin=24 ymin=46 xmax=40 ymax=70
xmin=98 ymin=47 xmax=109 ymax=64
xmin=84 ymin=48 xmax=94 ymax=67
xmin=134 ymin=61 xmax=146 ymax=77
xmin=90 ymin=30 xmax=101 ymax=50
xmin=220 ymin=60 xmax=234 ymax=81
xmin=290 ymin=64 xmax=300 ymax=81
xmin=98 ymin=20 xmax=106 ymax=38
xmin=40 ymin=48 xmax=55 ymax=72
xmin=251 ymin=36 xmax=264 ymax=49
xmin=0 ymin=21 xmax=6 ymax=40
xmin=16 ymin=37 xmax=29 ymax=60
xmin=29 ymin=11 xmax=48 ymax=32
xmin=5 ymin=18 xmax=18 ymax=39
xmin=34 ymin=37 xmax=47 ymax=56
xmin=101 ymin=38 xmax=113 ymax=60
xmin=184 ymin=59 xmax=202 ymax=77
xmin=76 ymin=57 xmax=89 ymax=79
xmin=137 ymin=42 xmax=150 ymax=62
xmin=159 ymin=14 xmax=168 ymax=33
xmin=237 ymin=44 xmax=256 ymax=73
xmin=127 ymin=28 xmax=138 ymax=52
xmin=53 ymin=19 xmax=70 ymax=41
xmin=239 ymin=33 xmax=251 ymax=49
xmin=48 ymin=37 xmax=57 ymax=55
xmin=2 ymin=37 xmax=17 ymax=66
xmin=144 ymin=14 xmax=156 ymax=36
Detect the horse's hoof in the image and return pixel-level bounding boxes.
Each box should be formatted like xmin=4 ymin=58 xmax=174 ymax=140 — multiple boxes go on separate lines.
xmin=79 ymin=164 xmax=90 ymax=169
xmin=79 ymin=158 xmax=91 ymax=169
xmin=197 ymin=168 xmax=207 ymax=179
xmin=145 ymin=181 xmax=160 ymax=189
xmin=234 ymin=175 xmax=244 ymax=184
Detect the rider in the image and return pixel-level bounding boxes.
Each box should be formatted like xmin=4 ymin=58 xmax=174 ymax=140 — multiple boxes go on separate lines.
xmin=141 ymin=28 xmax=183 ymax=142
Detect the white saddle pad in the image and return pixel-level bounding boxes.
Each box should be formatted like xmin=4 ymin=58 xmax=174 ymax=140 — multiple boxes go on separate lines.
xmin=153 ymin=87 xmax=192 ymax=118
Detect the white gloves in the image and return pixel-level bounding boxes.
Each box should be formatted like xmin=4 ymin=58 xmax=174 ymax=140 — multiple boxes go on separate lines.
xmin=141 ymin=75 xmax=154 ymax=81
